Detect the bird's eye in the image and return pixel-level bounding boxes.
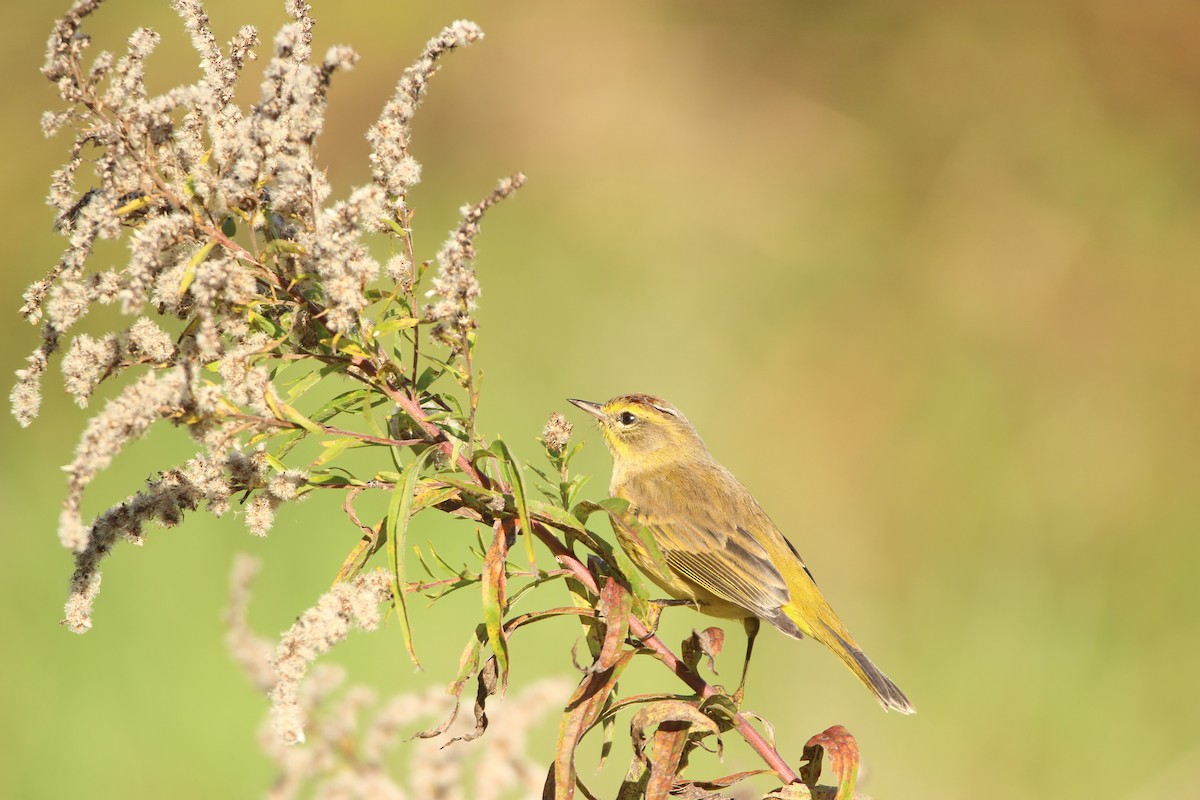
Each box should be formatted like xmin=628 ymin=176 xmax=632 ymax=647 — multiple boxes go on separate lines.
xmin=618 ymin=411 xmax=637 ymax=426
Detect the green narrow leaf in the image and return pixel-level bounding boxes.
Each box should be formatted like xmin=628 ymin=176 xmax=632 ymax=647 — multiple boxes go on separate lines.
xmin=494 ymin=438 xmax=537 ymax=567
xmin=416 ymin=365 xmax=443 ymax=391
xmin=284 ymin=368 xmax=324 ymax=403
xmin=178 ymin=239 xmax=217 ymax=296
xmin=372 ymin=316 xmax=420 ymax=337
xmin=361 ymin=389 xmax=387 ymax=439
xmin=265 ymin=391 xmax=324 ymax=435
xmin=386 ymin=447 xmax=438 ymax=669
xmin=310 ymin=436 xmax=365 ymax=469
xmin=505 ymin=569 xmax=570 ymax=608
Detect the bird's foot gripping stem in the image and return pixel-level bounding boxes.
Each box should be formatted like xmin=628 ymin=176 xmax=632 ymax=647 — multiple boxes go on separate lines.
xmin=630 ymin=598 xmax=699 ymax=645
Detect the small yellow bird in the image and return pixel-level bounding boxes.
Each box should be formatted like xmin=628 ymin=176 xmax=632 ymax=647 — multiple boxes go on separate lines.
xmin=569 ymin=393 xmax=914 ymax=713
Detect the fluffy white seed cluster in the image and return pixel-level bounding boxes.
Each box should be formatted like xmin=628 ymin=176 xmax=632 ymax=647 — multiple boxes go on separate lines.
xmin=243 ymin=468 xmax=308 ymax=536
xmin=268 ymin=569 xmax=394 ymax=744
xmin=541 ymin=412 xmax=573 ymax=454
xmin=21 ymin=1 xmax=499 ymax=650
xmin=367 ymin=20 xmax=483 ymax=217
xmin=65 ymin=444 xmax=226 ymax=632
xmin=60 ymin=317 xmax=175 ymax=405
xmin=227 ymin=557 xmax=570 ymax=796
xmin=427 ymin=173 xmax=526 ymax=348
xmin=15 ymin=0 xmax=378 ymax=434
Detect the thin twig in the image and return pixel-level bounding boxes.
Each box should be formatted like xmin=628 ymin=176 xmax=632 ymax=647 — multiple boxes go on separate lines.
xmin=224 ymin=411 xmax=427 ymax=448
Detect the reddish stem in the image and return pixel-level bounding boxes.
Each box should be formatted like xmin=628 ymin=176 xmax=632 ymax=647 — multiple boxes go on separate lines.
xmin=529 ymin=523 xmax=800 ymax=784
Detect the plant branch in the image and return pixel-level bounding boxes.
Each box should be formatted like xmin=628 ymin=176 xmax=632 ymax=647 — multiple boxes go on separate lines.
xmin=528 ymin=522 xmax=801 ymax=785
xmin=225 ymin=412 xmax=428 ymax=448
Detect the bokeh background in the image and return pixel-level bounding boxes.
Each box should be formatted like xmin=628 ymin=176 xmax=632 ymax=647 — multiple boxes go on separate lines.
xmin=2 ymin=1 xmax=1199 ymax=798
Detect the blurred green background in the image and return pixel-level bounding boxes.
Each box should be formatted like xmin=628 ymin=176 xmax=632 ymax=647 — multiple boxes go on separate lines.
xmin=3 ymin=1 xmax=1199 ymax=798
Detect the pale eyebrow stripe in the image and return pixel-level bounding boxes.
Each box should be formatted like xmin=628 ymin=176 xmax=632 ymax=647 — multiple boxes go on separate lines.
xmin=649 ymin=403 xmax=678 ymax=417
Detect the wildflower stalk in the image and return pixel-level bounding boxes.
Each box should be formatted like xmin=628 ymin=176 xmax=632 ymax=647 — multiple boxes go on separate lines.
xmin=17 ymin=2 xmax=866 ymax=797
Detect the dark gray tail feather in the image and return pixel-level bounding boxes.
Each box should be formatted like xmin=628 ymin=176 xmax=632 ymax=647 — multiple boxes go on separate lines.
xmin=823 ymin=622 xmax=916 ymax=714
xmin=849 ymin=645 xmax=915 ymax=713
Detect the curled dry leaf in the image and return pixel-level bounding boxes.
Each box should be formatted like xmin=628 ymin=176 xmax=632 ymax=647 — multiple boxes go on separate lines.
xmin=682 ymin=626 xmax=726 ymax=675
xmin=446 ymin=653 xmax=501 ymax=746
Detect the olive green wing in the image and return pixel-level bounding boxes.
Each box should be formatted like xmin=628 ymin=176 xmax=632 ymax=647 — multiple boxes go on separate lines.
xmin=639 ymin=509 xmax=794 ymax=624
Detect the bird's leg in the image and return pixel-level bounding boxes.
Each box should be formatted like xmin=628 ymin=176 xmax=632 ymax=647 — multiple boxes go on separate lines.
xmin=733 ymin=617 xmax=761 ymax=705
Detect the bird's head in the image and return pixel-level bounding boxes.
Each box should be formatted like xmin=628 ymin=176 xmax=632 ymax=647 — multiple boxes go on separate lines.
xmin=568 ymin=394 xmax=706 ymax=470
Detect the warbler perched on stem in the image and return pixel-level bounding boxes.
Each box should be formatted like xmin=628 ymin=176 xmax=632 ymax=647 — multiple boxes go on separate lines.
xmin=569 ymin=393 xmax=914 ymax=714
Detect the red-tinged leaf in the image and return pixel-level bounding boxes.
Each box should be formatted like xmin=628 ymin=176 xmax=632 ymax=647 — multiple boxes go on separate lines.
xmin=682 ymin=626 xmax=725 ymax=674
xmin=594 ymin=692 xmax=682 ymax=730
xmin=591 ymin=576 xmax=633 ymax=673
xmin=645 ymin=722 xmax=690 ymax=800
xmin=482 ymin=518 xmax=513 ymax=694
xmin=800 ymin=724 xmax=859 ymax=800
xmin=551 ymin=650 xmax=636 ymax=800
xmin=629 ymin=700 xmax=722 ymax=800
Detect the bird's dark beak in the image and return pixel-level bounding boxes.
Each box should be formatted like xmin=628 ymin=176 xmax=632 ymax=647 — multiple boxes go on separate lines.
xmin=567 ymin=398 xmax=606 ymax=421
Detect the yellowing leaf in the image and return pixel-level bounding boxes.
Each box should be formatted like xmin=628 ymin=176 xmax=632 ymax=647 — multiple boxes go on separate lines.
xmin=481 ymin=519 xmax=512 ymax=694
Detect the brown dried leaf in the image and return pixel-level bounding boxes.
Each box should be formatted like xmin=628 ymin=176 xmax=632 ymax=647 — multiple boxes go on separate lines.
xmin=666 ymin=783 xmax=736 ymax=800
xmin=763 ymin=785 xmax=816 ymax=799
xmin=764 ymin=785 xmax=871 ymax=799
xmin=682 ymin=626 xmax=725 ymax=674
xmin=446 ymin=653 xmax=500 ymax=746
